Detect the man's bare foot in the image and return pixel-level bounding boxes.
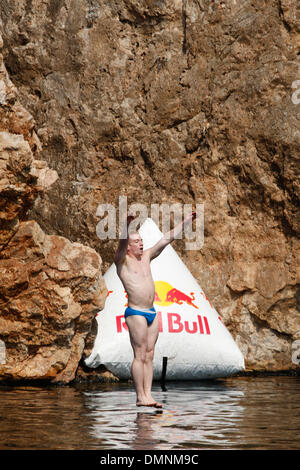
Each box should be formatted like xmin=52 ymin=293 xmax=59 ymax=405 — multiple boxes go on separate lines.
xmin=137 ymin=402 xmax=154 ymax=407
xmin=153 ymin=402 xmax=163 ymax=408
xmin=136 ymin=395 xmax=163 ymax=408
xmin=136 ymin=401 xmax=163 ymax=408
xmin=145 ymin=394 xmax=163 ymax=408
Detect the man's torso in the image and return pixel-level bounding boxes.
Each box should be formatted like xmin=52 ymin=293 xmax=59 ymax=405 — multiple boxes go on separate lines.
xmin=116 ymin=252 xmax=155 ymax=309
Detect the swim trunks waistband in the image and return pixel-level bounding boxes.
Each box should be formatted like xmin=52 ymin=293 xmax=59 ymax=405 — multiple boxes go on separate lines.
xmin=127 ymin=306 xmax=156 ymax=314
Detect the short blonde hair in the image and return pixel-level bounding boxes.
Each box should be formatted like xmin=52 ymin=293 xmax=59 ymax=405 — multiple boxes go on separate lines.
xmin=128 ymin=231 xmax=141 ymax=241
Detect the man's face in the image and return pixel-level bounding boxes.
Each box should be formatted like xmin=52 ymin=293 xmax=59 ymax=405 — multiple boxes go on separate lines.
xmin=128 ymin=233 xmax=143 ymax=257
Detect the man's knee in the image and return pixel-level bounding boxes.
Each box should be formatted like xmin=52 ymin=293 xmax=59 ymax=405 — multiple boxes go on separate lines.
xmin=134 ymin=347 xmax=147 ymax=363
xmin=145 ymin=348 xmax=154 ymax=363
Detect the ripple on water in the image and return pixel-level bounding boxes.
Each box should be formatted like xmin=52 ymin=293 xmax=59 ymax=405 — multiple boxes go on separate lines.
xmin=0 ymin=376 xmax=299 ymax=450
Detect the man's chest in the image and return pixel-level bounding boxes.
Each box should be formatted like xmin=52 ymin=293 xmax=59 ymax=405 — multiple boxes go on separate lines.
xmin=125 ymin=257 xmax=151 ymax=277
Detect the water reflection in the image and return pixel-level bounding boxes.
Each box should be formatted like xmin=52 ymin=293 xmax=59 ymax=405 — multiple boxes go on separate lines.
xmin=84 ymin=381 xmax=245 ymax=449
xmin=0 ymin=376 xmax=299 ymax=449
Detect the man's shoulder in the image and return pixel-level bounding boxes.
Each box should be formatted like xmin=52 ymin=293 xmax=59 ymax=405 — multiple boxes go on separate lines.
xmin=141 ymin=247 xmax=155 ymax=262
xmin=141 ymin=250 xmax=152 ymax=264
xmin=142 ymin=248 xmax=151 ymax=258
xmin=114 ymin=253 xmax=127 ymax=266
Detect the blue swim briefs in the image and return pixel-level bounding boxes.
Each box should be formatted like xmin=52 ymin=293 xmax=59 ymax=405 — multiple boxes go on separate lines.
xmin=124 ymin=306 xmax=156 ymax=326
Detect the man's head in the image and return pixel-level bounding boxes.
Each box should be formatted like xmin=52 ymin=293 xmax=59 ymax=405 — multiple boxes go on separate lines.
xmin=127 ymin=232 xmax=143 ymax=258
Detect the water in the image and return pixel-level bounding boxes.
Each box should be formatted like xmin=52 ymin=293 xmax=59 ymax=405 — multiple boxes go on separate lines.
xmin=0 ymin=376 xmax=299 ymax=450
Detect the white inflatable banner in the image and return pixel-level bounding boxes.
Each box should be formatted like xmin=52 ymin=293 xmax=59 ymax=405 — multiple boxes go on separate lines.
xmin=85 ymin=218 xmax=245 ymax=380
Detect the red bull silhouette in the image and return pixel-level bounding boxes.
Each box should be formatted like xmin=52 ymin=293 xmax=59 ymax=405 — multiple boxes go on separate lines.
xmin=165 ymin=287 xmax=198 ymax=309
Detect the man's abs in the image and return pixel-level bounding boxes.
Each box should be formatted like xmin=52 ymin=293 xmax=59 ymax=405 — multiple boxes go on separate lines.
xmin=124 ymin=276 xmax=155 ymax=309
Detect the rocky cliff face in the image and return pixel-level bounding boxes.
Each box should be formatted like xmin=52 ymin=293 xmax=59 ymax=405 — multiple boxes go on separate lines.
xmin=0 ymin=30 xmax=107 ymax=383
xmin=0 ymin=0 xmax=299 ymax=374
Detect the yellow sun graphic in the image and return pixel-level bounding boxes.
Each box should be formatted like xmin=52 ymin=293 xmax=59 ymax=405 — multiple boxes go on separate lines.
xmin=154 ymin=280 xmax=174 ymax=307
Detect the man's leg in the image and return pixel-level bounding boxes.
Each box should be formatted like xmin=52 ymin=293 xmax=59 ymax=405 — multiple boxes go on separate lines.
xmin=125 ymin=315 xmax=154 ymax=406
xmin=143 ymin=315 xmax=160 ymax=403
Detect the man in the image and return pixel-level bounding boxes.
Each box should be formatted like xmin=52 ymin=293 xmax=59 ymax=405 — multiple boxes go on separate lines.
xmin=114 ymin=211 xmax=197 ymax=408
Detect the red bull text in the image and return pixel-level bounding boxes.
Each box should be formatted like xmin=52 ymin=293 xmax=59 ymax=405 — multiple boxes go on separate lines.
xmin=116 ymin=312 xmax=211 ymax=335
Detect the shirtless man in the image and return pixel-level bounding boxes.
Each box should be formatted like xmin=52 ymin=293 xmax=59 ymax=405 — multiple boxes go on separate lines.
xmin=114 ymin=211 xmax=197 ymax=408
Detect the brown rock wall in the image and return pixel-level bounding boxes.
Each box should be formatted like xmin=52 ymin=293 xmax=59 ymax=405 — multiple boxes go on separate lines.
xmin=0 ymin=1 xmax=299 ymax=373
xmin=0 ymin=29 xmax=106 ymax=383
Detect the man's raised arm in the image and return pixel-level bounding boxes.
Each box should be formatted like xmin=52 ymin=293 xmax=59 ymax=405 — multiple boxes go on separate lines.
xmin=146 ymin=212 xmax=197 ymax=261
xmin=114 ymin=214 xmax=135 ymax=265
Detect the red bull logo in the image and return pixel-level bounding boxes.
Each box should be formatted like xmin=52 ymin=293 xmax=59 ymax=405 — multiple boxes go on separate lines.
xmin=154 ymin=281 xmax=198 ymax=309
xmin=102 ymin=281 xmax=214 ymax=334
xmin=104 ymin=282 xmax=199 ymax=309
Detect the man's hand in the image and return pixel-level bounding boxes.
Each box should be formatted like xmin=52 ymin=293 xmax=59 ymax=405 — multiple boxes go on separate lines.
xmin=127 ymin=213 xmax=135 ymax=226
xmin=185 ymin=211 xmax=197 ymax=222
